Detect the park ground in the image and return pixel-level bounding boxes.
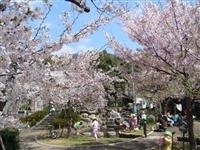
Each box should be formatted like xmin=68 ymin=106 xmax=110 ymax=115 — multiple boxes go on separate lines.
xmin=19 ymin=121 xmax=200 ymax=150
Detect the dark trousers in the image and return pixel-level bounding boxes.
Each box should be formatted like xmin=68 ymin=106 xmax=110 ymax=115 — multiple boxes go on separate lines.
xmin=143 ymin=122 xmax=147 ymax=138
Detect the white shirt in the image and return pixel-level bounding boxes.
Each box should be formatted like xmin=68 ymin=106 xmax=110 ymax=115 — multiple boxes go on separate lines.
xmin=142 ymin=114 xmax=147 ymax=120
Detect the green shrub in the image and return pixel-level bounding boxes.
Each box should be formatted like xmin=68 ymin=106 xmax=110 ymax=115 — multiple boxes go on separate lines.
xmin=52 ymin=109 xmax=67 ymax=129
xmin=146 ymin=117 xmax=155 ymax=125
xmin=19 ymin=109 xmax=49 ymax=127
xmin=0 ymin=128 xmax=20 ymax=150
xmin=51 ymin=109 xmax=81 ymax=129
xmin=52 ymin=117 xmax=66 ymax=129
xmin=29 ymin=119 xmax=37 ymax=127
xmin=42 ymin=105 xmax=51 ymax=113
xmin=70 ymin=111 xmax=81 ymax=123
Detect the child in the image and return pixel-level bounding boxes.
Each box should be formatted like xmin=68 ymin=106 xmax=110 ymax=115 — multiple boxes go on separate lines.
xmin=129 ymin=113 xmax=137 ymax=130
xmin=91 ymin=116 xmax=99 ymax=141
xmin=73 ymin=121 xmax=83 ymax=135
xmin=161 ymin=131 xmax=173 ymax=150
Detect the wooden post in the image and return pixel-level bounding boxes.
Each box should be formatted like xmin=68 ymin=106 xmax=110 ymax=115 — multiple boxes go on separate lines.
xmin=182 ymin=133 xmax=185 ymax=150
xmin=172 ymin=131 xmax=176 ymax=150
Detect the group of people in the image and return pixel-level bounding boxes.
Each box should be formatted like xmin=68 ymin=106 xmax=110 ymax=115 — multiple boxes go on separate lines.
xmin=114 ymin=111 xmax=148 ymax=138
xmin=66 ymin=116 xmax=100 ymax=141
xmin=115 ymin=111 xmax=147 ymax=130
xmin=155 ymin=112 xmax=186 ymax=131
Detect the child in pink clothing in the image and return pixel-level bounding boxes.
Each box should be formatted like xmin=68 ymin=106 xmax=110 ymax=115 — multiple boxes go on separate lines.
xmin=129 ymin=114 xmax=137 ymax=130
xmin=91 ymin=117 xmax=99 ymax=141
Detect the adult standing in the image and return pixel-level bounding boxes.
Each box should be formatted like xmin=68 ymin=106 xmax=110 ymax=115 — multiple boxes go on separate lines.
xmin=49 ymin=104 xmax=56 ymax=116
xmin=141 ymin=111 xmax=147 ymax=138
xmin=91 ymin=116 xmax=99 ymax=141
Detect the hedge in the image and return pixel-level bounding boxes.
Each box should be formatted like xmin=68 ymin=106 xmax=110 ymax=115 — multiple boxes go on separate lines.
xmin=0 ymin=128 xmax=20 ymax=150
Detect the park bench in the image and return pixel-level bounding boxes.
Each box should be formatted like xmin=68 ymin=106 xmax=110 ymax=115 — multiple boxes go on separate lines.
xmin=177 ymin=137 xmax=200 ymax=145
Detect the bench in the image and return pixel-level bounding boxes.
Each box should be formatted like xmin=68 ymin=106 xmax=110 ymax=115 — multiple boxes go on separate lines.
xmin=177 ymin=137 xmax=200 ymax=145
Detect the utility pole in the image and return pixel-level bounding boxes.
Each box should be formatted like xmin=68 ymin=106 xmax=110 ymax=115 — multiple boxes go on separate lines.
xmin=132 ymin=63 xmax=137 ymax=114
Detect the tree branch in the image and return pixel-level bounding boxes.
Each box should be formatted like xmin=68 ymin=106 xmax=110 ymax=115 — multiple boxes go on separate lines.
xmin=65 ymin=0 xmax=90 ymax=13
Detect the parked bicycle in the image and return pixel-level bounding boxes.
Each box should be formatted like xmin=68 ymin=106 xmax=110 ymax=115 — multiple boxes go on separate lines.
xmin=47 ymin=125 xmax=58 ymax=139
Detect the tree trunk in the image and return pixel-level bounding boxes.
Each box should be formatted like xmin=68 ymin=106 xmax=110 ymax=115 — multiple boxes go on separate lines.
xmin=161 ymin=100 xmax=167 ymax=115
xmin=185 ymin=96 xmax=196 ymax=150
xmin=2 ymin=100 xmax=12 ymax=115
xmin=0 ymin=136 xmax=6 ymax=150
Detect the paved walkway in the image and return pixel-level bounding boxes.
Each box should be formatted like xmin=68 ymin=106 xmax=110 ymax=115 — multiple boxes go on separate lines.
xmin=19 ymin=126 xmax=184 ymax=150
xmin=20 ymin=129 xmax=50 ymax=150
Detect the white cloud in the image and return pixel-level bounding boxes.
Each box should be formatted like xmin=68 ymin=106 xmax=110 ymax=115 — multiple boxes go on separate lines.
xmin=52 ymin=44 xmax=72 ymax=56
xmin=74 ymin=38 xmax=95 ymax=52
xmin=53 ymin=38 xmax=96 ymax=56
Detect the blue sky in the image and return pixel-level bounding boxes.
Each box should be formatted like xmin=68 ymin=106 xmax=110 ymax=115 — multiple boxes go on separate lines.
xmin=30 ymin=0 xmax=196 ymax=54
xmin=30 ymin=0 xmax=140 ymax=54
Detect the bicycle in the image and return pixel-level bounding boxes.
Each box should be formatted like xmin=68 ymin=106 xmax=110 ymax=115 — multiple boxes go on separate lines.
xmin=47 ymin=125 xmax=58 ymax=139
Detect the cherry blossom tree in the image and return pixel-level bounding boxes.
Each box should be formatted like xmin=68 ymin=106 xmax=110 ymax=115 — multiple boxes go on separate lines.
xmin=41 ymin=51 xmax=113 ymax=110
xmin=107 ymin=0 xmax=200 ymax=149
xmin=0 ymin=0 xmax=120 ymax=130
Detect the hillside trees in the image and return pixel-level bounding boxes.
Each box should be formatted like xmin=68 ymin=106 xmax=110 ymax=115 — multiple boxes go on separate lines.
xmin=97 ymin=50 xmax=137 ymax=106
xmin=108 ymin=0 xmax=200 ymax=149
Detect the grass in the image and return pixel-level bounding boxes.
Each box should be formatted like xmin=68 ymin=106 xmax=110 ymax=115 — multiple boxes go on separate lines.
xmin=37 ymin=125 xmax=152 ymax=147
